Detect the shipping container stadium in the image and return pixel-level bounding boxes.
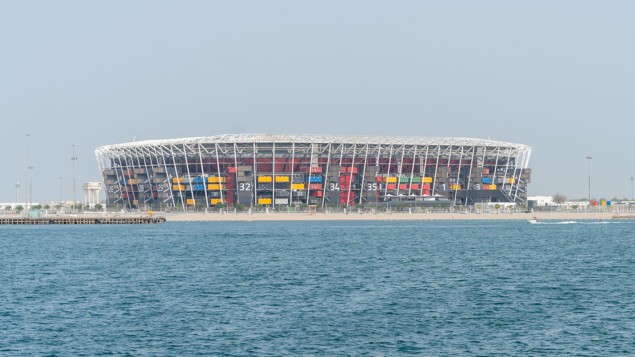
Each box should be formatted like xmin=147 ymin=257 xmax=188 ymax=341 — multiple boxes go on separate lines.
xmin=95 ymin=134 xmax=532 ymax=211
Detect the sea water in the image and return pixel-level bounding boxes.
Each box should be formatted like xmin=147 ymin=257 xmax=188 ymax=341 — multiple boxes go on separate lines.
xmin=1 ymin=220 xmax=634 ymax=355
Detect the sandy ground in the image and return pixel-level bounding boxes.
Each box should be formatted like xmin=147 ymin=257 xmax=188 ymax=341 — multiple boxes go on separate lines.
xmin=165 ymin=211 xmax=623 ymax=222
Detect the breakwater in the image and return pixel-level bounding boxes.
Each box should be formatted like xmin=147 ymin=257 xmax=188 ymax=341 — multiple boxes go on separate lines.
xmin=0 ymin=215 xmax=166 ymax=225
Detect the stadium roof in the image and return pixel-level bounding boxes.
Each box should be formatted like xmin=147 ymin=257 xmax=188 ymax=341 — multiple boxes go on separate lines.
xmin=96 ymin=134 xmax=531 ymax=152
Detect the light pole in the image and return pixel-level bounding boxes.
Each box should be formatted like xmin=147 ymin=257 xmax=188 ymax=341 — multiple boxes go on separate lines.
xmin=631 ymin=176 xmax=633 ymax=201
xmin=28 ymin=166 xmax=34 ymax=209
xmin=25 ymin=133 xmax=30 ymax=211
xmin=586 ymin=156 xmax=592 ymax=201
xmin=15 ymin=181 xmax=20 ymax=203
xmin=71 ymin=144 xmax=78 ymax=213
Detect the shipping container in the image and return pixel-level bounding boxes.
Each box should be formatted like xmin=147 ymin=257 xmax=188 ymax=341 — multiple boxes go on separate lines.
xmin=482 ymin=177 xmax=492 ymax=184
xmin=228 ymin=166 xmax=237 ymax=173
xmin=208 ymin=177 xmax=227 ymax=183
xmin=257 ymin=176 xmax=272 ymax=183
xmin=309 ymin=176 xmax=323 ymax=183
xmin=450 ymin=184 xmax=461 ymax=190
xmin=422 ymin=177 xmax=433 ymax=183
xmin=186 ymin=198 xmax=196 ymax=205
xmin=258 ymin=198 xmax=272 ymax=205
xmin=172 ymin=184 xmax=185 ymax=191
xmin=192 ymin=177 xmax=207 ymax=184
xmin=172 ymin=177 xmax=183 ymax=183
xmin=275 ymin=176 xmax=290 ymax=183
xmin=208 ymin=184 xmax=224 ymax=190
xmin=309 ymin=183 xmax=322 ymax=190
xmin=210 ymin=198 xmax=225 ymax=205
xmin=386 ymin=177 xmax=398 ymax=183
xmin=340 ymin=167 xmax=358 ymax=173
xmin=274 ymin=198 xmax=289 ymax=205
xmin=399 ymin=184 xmax=408 ymax=190
xmin=292 ymin=183 xmax=305 ymax=190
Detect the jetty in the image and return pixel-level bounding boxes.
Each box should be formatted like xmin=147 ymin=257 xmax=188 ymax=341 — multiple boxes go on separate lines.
xmin=0 ymin=215 xmax=166 ymax=225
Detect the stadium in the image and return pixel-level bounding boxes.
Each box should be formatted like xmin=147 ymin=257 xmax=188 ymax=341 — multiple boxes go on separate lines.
xmin=95 ymin=134 xmax=532 ymax=211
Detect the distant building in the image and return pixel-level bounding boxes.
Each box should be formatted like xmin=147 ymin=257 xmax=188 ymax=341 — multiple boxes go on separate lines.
xmin=527 ymin=196 xmax=554 ymax=207
xmin=82 ymin=182 xmax=103 ymax=208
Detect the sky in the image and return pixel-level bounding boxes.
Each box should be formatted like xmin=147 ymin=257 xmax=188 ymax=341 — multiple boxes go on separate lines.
xmin=1 ymin=1 xmax=634 ymax=203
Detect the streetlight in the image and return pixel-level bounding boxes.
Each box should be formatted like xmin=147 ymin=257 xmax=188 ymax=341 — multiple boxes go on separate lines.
xmin=28 ymin=166 xmax=34 ymax=209
xmin=71 ymin=144 xmax=78 ymax=213
xmin=25 ymin=133 xmax=30 ymax=211
xmin=586 ymin=156 xmax=592 ymax=201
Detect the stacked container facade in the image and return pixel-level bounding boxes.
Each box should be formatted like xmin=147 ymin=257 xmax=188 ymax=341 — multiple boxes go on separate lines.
xmin=95 ymin=134 xmax=532 ymax=211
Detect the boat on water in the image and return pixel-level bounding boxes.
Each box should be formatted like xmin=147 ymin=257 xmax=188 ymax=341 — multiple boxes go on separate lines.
xmin=528 ymin=217 xmax=541 ymax=224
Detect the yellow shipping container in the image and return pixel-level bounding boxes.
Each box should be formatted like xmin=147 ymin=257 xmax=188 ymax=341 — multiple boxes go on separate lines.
xmin=291 ymin=183 xmax=305 ymax=190
xmin=258 ymin=198 xmax=272 ymax=205
xmin=258 ymin=176 xmax=272 ymax=183
xmin=275 ymin=176 xmax=290 ymax=183
xmin=450 ymin=184 xmax=461 ymax=190
xmin=186 ymin=198 xmax=196 ymax=205
xmin=128 ymin=179 xmax=138 ymax=185
xmin=507 ymin=178 xmax=516 ymax=184
xmin=489 ymin=184 xmax=497 ymax=190
xmin=208 ymin=177 xmax=227 ymax=183
xmin=210 ymin=198 xmax=225 ymax=205
xmin=208 ymin=184 xmax=224 ymax=190
xmin=386 ymin=177 xmax=398 ymax=183
xmin=422 ymin=177 xmax=433 ymax=183
xmin=172 ymin=177 xmax=183 ymax=183
xmin=172 ymin=184 xmax=185 ymax=191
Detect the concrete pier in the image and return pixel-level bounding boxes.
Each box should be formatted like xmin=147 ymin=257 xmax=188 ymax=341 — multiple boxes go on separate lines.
xmin=0 ymin=215 xmax=166 ymax=225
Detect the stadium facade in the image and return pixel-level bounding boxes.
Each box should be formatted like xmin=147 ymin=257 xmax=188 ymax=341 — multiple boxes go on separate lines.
xmin=95 ymin=134 xmax=532 ymax=210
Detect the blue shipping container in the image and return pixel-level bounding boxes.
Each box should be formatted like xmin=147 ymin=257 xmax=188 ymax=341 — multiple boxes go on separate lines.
xmin=309 ymin=176 xmax=323 ymax=183
xmin=192 ymin=177 xmax=206 ymax=183
xmin=192 ymin=184 xmax=205 ymax=191
xmin=482 ymin=177 xmax=492 ymax=184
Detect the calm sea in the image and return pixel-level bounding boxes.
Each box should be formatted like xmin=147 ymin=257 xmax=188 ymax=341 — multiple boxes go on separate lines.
xmin=1 ymin=220 xmax=634 ymax=356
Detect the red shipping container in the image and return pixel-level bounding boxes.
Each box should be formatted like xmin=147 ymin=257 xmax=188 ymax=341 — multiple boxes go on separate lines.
xmin=399 ymin=184 xmax=408 ymax=190
xmin=411 ymin=184 xmax=419 ymax=190
xmin=376 ymin=176 xmax=383 ymax=182
xmin=228 ymin=166 xmax=237 ymax=173
xmin=423 ymin=190 xmax=431 ymax=196
xmin=309 ymin=183 xmax=322 ymax=190
xmin=310 ymin=166 xmax=322 ymax=173
xmin=387 ymin=184 xmax=396 ymax=190
xmin=423 ymin=184 xmax=431 ymax=189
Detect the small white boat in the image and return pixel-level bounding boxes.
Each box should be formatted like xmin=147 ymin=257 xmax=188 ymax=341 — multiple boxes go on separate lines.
xmin=528 ymin=217 xmax=541 ymax=224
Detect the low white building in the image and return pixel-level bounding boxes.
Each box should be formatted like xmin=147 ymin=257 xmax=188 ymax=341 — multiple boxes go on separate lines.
xmin=527 ymin=196 xmax=554 ymax=207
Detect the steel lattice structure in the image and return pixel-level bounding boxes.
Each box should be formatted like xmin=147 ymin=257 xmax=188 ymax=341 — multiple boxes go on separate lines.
xmin=95 ymin=134 xmax=532 ymax=210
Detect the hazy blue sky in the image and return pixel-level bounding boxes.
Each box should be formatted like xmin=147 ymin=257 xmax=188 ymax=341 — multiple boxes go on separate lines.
xmin=1 ymin=1 xmax=634 ymax=203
